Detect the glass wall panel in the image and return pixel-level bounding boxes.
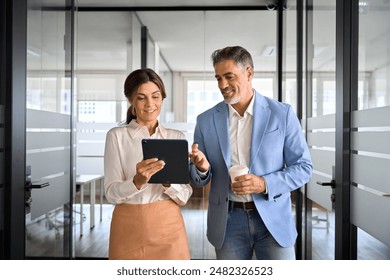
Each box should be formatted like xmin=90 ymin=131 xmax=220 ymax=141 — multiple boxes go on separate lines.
xmin=306 ymin=0 xmax=336 ymax=260
xmin=146 ymin=35 xmax=156 ymax=70
xmin=75 ymin=11 xmax=135 ymax=258
xmin=76 ymin=11 xmax=131 ymax=124
xmin=283 ymin=0 xmax=305 ymax=258
xmin=283 ymin=0 xmax=298 ymax=112
xmin=354 ymin=0 xmax=390 ymax=259
xmin=159 ymin=56 xmax=173 ymax=122
xmin=25 ymin=0 xmax=73 ymax=258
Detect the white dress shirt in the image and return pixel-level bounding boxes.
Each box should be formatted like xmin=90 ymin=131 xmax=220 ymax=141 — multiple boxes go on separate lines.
xmin=228 ymin=94 xmax=255 ymax=202
xmin=104 ymin=120 xmax=193 ymax=206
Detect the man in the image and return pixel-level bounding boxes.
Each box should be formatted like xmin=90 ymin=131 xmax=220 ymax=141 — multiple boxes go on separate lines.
xmin=189 ymin=46 xmax=312 ymax=260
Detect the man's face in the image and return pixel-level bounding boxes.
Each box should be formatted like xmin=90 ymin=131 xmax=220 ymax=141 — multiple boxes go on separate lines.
xmin=214 ymin=59 xmax=253 ymax=106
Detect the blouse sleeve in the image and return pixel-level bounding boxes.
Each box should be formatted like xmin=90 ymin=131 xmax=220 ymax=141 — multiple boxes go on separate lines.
xmin=103 ymin=129 xmax=142 ymax=204
xmin=163 ymin=184 xmax=193 ymax=206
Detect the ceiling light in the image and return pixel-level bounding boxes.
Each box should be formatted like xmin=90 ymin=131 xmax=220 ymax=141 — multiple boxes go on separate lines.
xmin=262 ymin=45 xmax=276 ymax=56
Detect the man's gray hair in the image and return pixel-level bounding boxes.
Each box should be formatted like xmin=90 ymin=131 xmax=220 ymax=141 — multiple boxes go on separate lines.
xmin=211 ymin=46 xmax=254 ymax=70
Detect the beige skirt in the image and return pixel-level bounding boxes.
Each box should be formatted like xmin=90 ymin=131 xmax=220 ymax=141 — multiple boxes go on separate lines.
xmin=109 ymin=199 xmax=190 ymax=260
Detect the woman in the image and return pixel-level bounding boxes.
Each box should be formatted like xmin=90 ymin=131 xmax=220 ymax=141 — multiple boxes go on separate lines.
xmin=104 ymin=68 xmax=193 ymax=260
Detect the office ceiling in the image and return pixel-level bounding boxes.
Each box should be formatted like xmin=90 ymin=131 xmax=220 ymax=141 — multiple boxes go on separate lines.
xmin=78 ymin=0 xmax=270 ymax=8
xmin=76 ymin=0 xmax=289 ymax=73
xmin=30 ymin=1 xmax=389 ymax=74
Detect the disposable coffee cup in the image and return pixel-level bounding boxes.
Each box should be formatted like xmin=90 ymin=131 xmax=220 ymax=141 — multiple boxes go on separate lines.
xmin=229 ymin=165 xmax=249 ymax=181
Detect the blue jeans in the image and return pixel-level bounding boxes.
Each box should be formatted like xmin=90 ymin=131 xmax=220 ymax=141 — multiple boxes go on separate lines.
xmin=215 ymin=203 xmax=296 ymax=260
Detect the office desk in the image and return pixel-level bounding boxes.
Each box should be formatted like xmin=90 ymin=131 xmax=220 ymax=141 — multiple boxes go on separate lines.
xmin=76 ymin=175 xmax=104 ymax=237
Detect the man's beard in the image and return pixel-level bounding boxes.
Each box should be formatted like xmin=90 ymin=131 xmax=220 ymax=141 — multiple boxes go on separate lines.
xmin=223 ymin=94 xmax=240 ymax=105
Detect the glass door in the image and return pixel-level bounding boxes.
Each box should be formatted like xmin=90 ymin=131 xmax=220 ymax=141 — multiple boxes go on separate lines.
xmin=352 ymin=0 xmax=390 ymax=259
xmin=305 ymin=0 xmax=336 ymax=259
xmin=305 ymin=0 xmax=390 ymax=260
xmin=25 ymin=0 xmax=74 ymax=258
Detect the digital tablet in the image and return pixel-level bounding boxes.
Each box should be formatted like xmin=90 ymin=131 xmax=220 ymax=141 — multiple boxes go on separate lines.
xmin=141 ymin=139 xmax=190 ymax=184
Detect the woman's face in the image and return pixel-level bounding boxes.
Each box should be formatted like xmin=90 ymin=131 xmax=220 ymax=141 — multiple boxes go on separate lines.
xmin=131 ymin=81 xmax=163 ymax=126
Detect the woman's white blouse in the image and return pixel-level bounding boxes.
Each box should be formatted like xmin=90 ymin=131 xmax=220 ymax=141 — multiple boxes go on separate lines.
xmin=104 ymin=120 xmax=193 ymax=206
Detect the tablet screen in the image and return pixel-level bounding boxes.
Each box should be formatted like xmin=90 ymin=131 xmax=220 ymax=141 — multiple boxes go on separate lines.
xmin=141 ymin=139 xmax=189 ymax=184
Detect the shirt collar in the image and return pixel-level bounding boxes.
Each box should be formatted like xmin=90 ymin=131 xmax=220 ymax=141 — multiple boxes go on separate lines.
xmin=228 ymin=91 xmax=255 ymax=119
xmin=127 ymin=119 xmax=167 ymax=139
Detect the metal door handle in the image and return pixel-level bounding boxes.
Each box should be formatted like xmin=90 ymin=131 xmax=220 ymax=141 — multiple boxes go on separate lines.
xmin=316 ymin=180 xmax=336 ymax=203
xmin=316 ymin=180 xmax=335 ymax=188
xmin=26 ymin=181 xmax=50 ymax=189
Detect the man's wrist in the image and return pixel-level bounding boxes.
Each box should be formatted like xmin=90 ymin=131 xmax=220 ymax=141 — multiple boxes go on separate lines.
xmin=196 ymin=167 xmax=209 ymax=179
xmin=260 ymin=176 xmax=268 ymax=194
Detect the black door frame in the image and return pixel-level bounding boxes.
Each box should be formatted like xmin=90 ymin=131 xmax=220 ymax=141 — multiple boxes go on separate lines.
xmin=1 ymin=0 xmax=77 ymax=260
xmin=302 ymin=0 xmax=358 ymax=260
xmin=2 ymin=0 xmax=28 ymax=259
xmin=334 ymin=0 xmax=358 ymax=260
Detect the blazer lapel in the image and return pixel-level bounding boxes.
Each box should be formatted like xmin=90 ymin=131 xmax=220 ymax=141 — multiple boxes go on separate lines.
xmin=250 ymin=92 xmax=270 ymax=170
xmin=213 ymin=103 xmax=231 ymax=168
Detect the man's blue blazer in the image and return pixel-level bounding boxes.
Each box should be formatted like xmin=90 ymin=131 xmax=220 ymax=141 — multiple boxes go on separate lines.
xmin=189 ymin=90 xmax=313 ymax=249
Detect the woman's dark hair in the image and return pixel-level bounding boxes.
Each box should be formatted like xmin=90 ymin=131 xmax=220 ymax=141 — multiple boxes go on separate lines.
xmin=124 ymin=68 xmax=167 ymax=124
xmin=211 ymin=46 xmax=254 ymax=70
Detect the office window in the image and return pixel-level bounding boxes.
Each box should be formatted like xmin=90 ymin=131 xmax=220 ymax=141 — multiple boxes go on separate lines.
xmin=284 ymin=78 xmax=298 ymax=112
xmin=253 ymin=78 xmax=274 ymax=99
xmin=323 ymin=80 xmax=336 ymax=115
xmin=77 ymin=101 xmax=127 ymax=123
xmin=186 ymin=80 xmax=222 ymax=123
xmin=186 ymin=77 xmax=274 ymax=123
xmin=27 ymin=77 xmax=71 ymax=114
xmin=311 ymin=78 xmax=336 ymax=117
xmin=76 ymin=73 xmax=127 ymax=123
